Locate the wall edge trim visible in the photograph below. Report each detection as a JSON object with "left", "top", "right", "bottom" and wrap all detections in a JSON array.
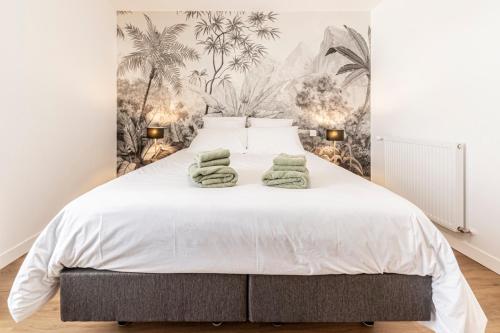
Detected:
[
  {"left": 444, "top": 233, "right": 500, "bottom": 275},
  {"left": 0, "top": 233, "right": 39, "bottom": 270}
]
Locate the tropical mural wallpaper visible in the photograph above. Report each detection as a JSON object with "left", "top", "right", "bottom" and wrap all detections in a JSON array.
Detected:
[{"left": 117, "top": 11, "right": 371, "bottom": 177}]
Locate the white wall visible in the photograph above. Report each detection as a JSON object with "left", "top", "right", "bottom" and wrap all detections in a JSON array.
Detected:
[
  {"left": 371, "top": 0, "right": 500, "bottom": 273},
  {"left": 0, "top": 0, "right": 117, "bottom": 268},
  {"left": 111, "top": 0, "right": 382, "bottom": 11}
]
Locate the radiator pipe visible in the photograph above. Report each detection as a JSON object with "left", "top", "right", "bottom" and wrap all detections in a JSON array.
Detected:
[{"left": 457, "top": 226, "right": 471, "bottom": 233}]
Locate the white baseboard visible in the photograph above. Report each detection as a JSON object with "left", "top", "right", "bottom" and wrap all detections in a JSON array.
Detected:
[
  {"left": 0, "top": 233, "right": 39, "bottom": 270},
  {"left": 443, "top": 233, "right": 500, "bottom": 274}
]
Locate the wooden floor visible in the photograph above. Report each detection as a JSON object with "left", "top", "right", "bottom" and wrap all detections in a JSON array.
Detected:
[{"left": 1, "top": 252, "right": 499, "bottom": 333}]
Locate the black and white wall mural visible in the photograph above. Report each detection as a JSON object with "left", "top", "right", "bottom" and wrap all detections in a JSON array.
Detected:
[{"left": 117, "top": 11, "right": 371, "bottom": 177}]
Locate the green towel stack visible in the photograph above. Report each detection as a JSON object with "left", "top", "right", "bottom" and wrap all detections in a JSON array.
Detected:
[
  {"left": 262, "top": 153, "right": 310, "bottom": 189},
  {"left": 189, "top": 148, "right": 238, "bottom": 188}
]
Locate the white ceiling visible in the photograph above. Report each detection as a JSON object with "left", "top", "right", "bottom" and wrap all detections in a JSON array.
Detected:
[{"left": 111, "top": 0, "right": 383, "bottom": 11}]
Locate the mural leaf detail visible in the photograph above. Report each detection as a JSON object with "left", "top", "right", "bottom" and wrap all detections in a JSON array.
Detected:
[
  {"left": 184, "top": 11, "right": 281, "bottom": 114},
  {"left": 119, "top": 14, "right": 199, "bottom": 122},
  {"left": 337, "top": 63, "right": 365, "bottom": 75},
  {"left": 116, "top": 12, "right": 371, "bottom": 177},
  {"left": 342, "top": 68, "right": 369, "bottom": 88},
  {"left": 333, "top": 46, "right": 366, "bottom": 67},
  {"left": 343, "top": 25, "right": 370, "bottom": 63}
]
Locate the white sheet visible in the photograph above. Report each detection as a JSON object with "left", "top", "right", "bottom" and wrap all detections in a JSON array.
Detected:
[{"left": 8, "top": 150, "right": 486, "bottom": 332}]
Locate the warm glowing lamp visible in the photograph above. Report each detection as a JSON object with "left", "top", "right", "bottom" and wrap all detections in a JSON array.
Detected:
[
  {"left": 326, "top": 129, "right": 345, "bottom": 142},
  {"left": 146, "top": 127, "right": 165, "bottom": 139},
  {"left": 146, "top": 127, "right": 165, "bottom": 158},
  {"left": 326, "top": 129, "right": 345, "bottom": 158}
]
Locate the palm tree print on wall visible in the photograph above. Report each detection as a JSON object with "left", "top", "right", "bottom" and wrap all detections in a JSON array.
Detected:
[
  {"left": 312, "top": 25, "right": 371, "bottom": 177},
  {"left": 326, "top": 25, "right": 370, "bottom": 112},
  {"left": 119, "top": 14, "right": 199, "bottom": 123},
  {"left": 116, "top": 11, "right": 132, "bottom": 39},
  {"left": 183, "top": 11, "right": 280, "bottom": 115},
  {"left": 117, "top": 12, "right": 371, "bottom": 177},
  {"left": 117, "top": 14, "right": 199, "bottom": 174}
]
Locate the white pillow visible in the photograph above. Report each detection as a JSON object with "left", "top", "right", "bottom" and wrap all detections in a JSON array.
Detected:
[
  {"left": 247, "top": 126, "right": 305, "bottom": 155},
  {"left": 188, "top": 128, "right": 247, "bottom": 153},
  {"left": 203, "top": 116, "right": 246, "bottom": 129},
  {"left": 249, "top": 118, "right": 294, "bottom": 127}
]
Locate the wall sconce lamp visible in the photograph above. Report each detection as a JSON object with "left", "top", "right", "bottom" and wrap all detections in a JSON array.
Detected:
[
  {"left": 326, "top": 129, "right": 345, "bottom": 142},
  {"left": 146, "top": 127, "right": 165, "bottom": 157},
  {"left": 326, "top": 129, "right": 345, "bottom": 156},
  {"left": 147, "top": 127, "right": 165, "bottom": 139}
]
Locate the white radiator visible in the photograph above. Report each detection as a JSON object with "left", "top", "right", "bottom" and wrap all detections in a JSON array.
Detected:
[{"left": 383, "top": 137, "right": 466, "bottom": 232}]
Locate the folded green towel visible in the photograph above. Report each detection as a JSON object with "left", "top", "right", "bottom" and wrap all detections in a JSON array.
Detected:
[
  {"left": 196, "top": 148, "right": 230, "bottom": 163},
  {"left": 198, "top": 157, "right": 230, "bottom": 168},
  {"left": 262, "top": 168, "right": 310, "bottom": 189},
  {"left": 272, "top": 165, "right": 308, "bottom": 173},
  {"left": 273, "top": 153, "right": 306, "bottom": 167},
  {"left": 189, "top": 163, "right": 238, "bottom": 188}
]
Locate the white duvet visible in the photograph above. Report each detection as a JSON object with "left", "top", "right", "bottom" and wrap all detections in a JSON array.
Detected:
[{"left": 9, "top": 150, "right": 486, "bottom": 332}]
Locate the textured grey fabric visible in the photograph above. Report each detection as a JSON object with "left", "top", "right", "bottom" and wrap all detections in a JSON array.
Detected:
[
  {"left": 60, "top": 269, "right": 247, "bottom": 322},
  {"left": 248, "top": 274, "right": 432, "bottom": 322},
  {"left": 60, "top": 269, "right": 432, "bottom": 323}
]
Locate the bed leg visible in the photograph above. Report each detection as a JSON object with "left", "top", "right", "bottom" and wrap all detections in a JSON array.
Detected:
[
  {"left": 212, "top": 322, "right": 223, "bottom": 327},
  {"left": 117, "top": 321, "right": 130, "bottom": 326},
  {"left": 361, "top": 321, "right": 374, "bottom": 327}
]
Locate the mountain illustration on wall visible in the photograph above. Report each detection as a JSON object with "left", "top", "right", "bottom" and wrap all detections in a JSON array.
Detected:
[{"left": 117, "top": 11, "right": 371, "bottom": 177}]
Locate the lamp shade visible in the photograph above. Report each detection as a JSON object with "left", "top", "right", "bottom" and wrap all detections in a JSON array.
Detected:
[
  {"left": 326, "top": 129, "right": 345, "bottom": 141},
  {"left": 146, "top": 127, "right": 164, "bottom": 139}
]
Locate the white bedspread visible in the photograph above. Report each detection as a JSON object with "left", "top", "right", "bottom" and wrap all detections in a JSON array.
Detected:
[{"left": 8, "top": 150, "right": 486, "bottom": 332}]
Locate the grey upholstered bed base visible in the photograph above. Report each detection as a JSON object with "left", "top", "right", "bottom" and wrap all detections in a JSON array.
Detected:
[{"left": 60, "top": 268, "right": 432, "bottom": 323}]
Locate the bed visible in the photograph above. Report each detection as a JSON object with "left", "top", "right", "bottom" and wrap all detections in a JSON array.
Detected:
[{"left": 8, "top": 149, "right": 486, "bottom": 332}]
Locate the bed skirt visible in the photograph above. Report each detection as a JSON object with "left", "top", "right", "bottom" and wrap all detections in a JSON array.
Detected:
[{"left": 60, "top": 268, "right": 432, "bottom": 323}]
